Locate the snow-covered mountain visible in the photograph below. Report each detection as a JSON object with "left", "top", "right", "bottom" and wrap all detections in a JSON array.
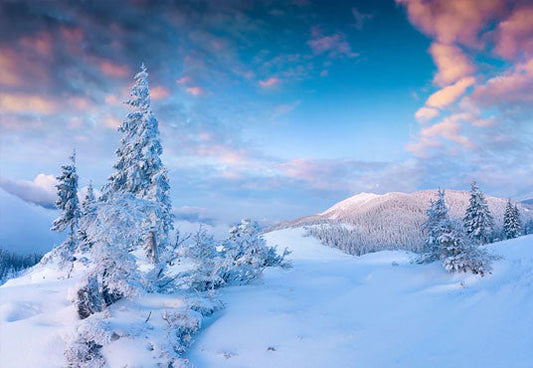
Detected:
[{"left": 271, "top": 190, "right": 533, "bottom": 252}]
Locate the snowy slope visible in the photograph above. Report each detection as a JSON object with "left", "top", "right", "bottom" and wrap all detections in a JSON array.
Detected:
[
  {"left": 272, "top": 189, "right": 533, "bottom": 251},
  {"left": 188, "top": 228, "right": 533, "bottom": 368},
  {"left": 0, "top": 258, "right": 210, "bottom": 368}
]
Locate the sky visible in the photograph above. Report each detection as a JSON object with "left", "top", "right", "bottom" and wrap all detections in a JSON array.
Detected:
[{"left": 1, "top": 0, "right": 532, "bottom": 236}]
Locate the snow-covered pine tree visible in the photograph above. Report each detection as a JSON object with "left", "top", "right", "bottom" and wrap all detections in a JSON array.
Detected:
[
  {"left": 102, "top": 64, "right": 173, "bottom": 261},
  {"left": 514, "top": 204, "right": 523, "bottom": 236},
  {"left": 504, "top": 200, "right": 522, "bottom": 239},
  {"left": 51, "top": 151, "right": 80, "bottom": 239},
  {"left": 463, "top": 180, "right": 494, "bottom": 245},
  {"left": 440, "top": 225, "right": 490, "bottom": 275},
  {"left": 78, "top": 182, "right": 97, "bottom": 253},
  {"left": 420, "top": 189, "right": 451, "bottom": 262}
]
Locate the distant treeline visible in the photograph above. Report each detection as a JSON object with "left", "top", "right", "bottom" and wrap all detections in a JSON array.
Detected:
[{"left": 0, "top": 248, "right": 42, "bottom": 284}]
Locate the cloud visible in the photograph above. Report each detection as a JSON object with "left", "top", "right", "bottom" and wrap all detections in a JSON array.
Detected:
[
  {"left": 396, "top": 0, "right": 505, "bottom": 47},
  {"left": 494, "top": 5, "right": 533, "bottom": 60},
  {"left": 151, "top": 86, "right": 170, "bottom": 100},
  {"left": 414, "top": 77, "right": 476, "bottom": 123},
  {"left": 258, "top": 77, "right": 280, "bottom": 88},
  {"left": 425, "top": 77, "right": 475, "bottom": 108},
  {"left": 351, "top": 7, "right": 373, "bottom": 30},
  {"left": 0, "top": 187, "right": 62, "bottom": 254},
  {"left": 308, "top": 29, "right": 358, "bottom": 59},
  {"left": 0, "top": 174, "right": 57, "bottom": 208},
  {"left": 0, "top": 92, "right": 57, "bottom": 115},
  {"left": 0, "top": 49, "right": 23, "bottom": 87},
  {"left": 185, "top": 86, "right": 205, "bottom": 96},
  {"left": 96, "top": 59, "right": 130, "bottom": 78},
  {"left": 429, "top": 43, "right": 475, "bottom": 87},
  {"left": 176, "top": 76, "right": 191, "bottom": 85},
  {"left": 273, "top": 100, "right": 301, "bottom": 119},
  {"left": 415, "top": 106, "right": 440, "bottom": 122},
  {"left": 408, "top": 113, "right": 474, "bottom": 157},
  {"left": 472, "top": 58, "right": 533, "bottom": 107},
  {"left": 173, "top": 206, "right": 218, "bottom": 226}
]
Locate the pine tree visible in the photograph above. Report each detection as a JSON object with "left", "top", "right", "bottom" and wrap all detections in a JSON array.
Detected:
[
  {"left": 504, "top": 200, "right": 522, "bottom": 239},
  {"left": 440, "top": 226, "right": 489, "bottom": 276},
  {"left": 51, "top": 151, "right": 80, "bottom": 237},
  {"left": 514, "top": 204, "right": 523, "bottom": 236},
  {"left": 78, "top": 182, "right": 97, "bottom": 252},
  {"left": 103, "top": 64, "right": 173, "bottom": 261},
  {"left": 463, "top": 180, "right": 494, "bottom": 244},
  {"left": 420, "top": 189, "right": 452, "bottom": 262}
]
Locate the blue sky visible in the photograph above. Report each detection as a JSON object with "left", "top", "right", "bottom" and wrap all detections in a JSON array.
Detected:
[{"left": 0, "top": 0, "right": 532, "bottom": 233}]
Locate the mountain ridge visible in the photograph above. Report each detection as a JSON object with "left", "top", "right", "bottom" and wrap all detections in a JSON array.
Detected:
[{"left": 268, "top": 189, "right": 533, "bottom": 252}]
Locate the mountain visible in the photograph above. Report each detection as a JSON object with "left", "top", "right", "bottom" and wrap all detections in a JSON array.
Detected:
[{"left": 270, "top": 190, "right": 533, "bottom": 253}]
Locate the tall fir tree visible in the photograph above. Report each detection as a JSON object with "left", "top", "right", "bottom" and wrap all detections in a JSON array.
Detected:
[
  {"left": 503, "top": 200, "right": 522, "bottom": 239},
  {"left": 51, "top": 151, "right": 80, "bottom": 237},
  {"left": 513, "top": 204, "right": 523, "bottom": 236},
  {"left": 103, "top": 64, "right": 173, "bottom": 261},
  {"left": 78, "top": 182, "right": 97, "bottom": 252},
  {"left": 463, "top": 180, "right": 494, "bottom": 244},
  {"left": 421, "top": 189, "right": 452, "bottom": 262}
]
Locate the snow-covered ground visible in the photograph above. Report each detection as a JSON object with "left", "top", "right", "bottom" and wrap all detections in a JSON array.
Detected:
[
  {"left": 0, "top": 258, "right": 203, "bottom": 367},
  {"left": 189, "top": 228, "right": 533, "bottom": 368},
  {"left": 1, "top": 228, "right": 532, "bottom": 367}
]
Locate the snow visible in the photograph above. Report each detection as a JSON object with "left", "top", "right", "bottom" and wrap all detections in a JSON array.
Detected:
[
  {"left": 2, "top": 228, "right": 532, "bottom": 367},
  {"left": 0, "top": 262, "right": 79, "bottom": 367},
  {"left": 188, "top": 228, "right": 533, "bottom": 368}
]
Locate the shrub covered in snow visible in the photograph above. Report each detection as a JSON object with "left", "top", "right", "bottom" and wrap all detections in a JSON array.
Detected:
[{"left": 174, "top": 220, "right": 290, "bottom": 292}]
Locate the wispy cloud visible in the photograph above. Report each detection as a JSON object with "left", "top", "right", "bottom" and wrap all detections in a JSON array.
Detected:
[{"left": 258, "top": 77, "right": 280, "bottom": 88}]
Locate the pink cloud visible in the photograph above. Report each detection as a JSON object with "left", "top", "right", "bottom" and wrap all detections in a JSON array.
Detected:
[
  {"left": 258, "top": 77, "right": 280, "bottom": 88},
  {"left": 186, "top": 86, "right": 205, "bottom": 96},
  {"left": 103, "top": 115, "right": 121, "bottom": 130},
  {"left": 20, "top": 32, "right": 53, "bottom": 58},
  {"left": 151, "top": 86, "right": 170, "bottom": 100},
  {"left": 415, "top": 107, "right": 440, "bottom": 122},
  {"left": 308, "top": 30, "right": 358, "bottom": 58},
  {"left": 97, "top": 59, "right": 130, "bottom": 78},
  {"left": 430, "top": 43, "right": 476, "bottom": 87},
  {"left": 494, "top": 5, "right": 533, "bottom": 60},
  {"left": 408, "top": 113, "right": 475, "bottom": 156},
  {"left": 177, "top": 76, "right": 191, "bottom": 85},
  {"left": 472, "top": 58, "right": 533, "bottom": 106},
  {"left": 0, "top": 92, "right": 57, "bottom": 115},
  {"left": 396, "top": 0, "right": 504, "bottom": 47},
  {"left": 425, "top": 76, "right": 475, "bottom": 108},
  {"left": 0, "top": 47, "right": 50, "bottom": 88},
  {"left": 0, "top": 49, "right": 22, "bottom": 87}
]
